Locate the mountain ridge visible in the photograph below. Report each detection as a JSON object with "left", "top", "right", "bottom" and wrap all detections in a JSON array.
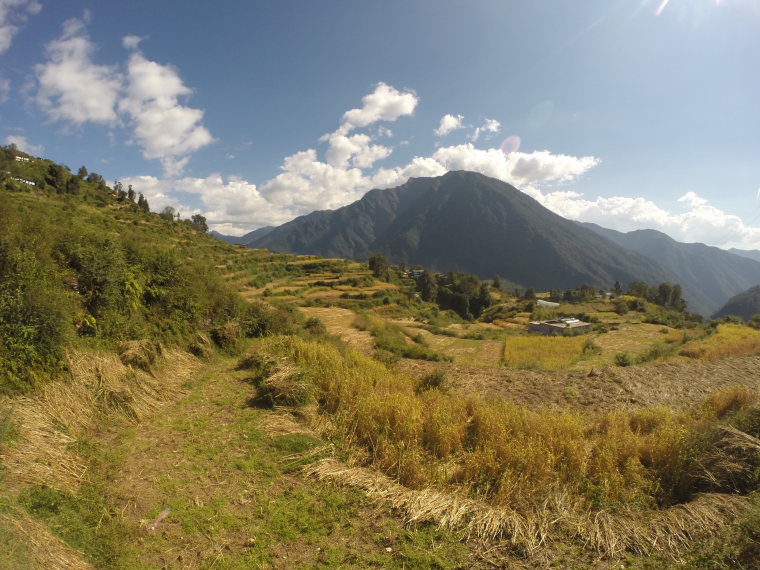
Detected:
[{"left": 247, "top": 170, "right": 672, "bottom": 292}]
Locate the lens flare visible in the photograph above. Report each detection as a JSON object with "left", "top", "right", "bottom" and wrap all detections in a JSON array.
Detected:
[
  {"left": 655, "top": 0, "right": 671, "bottom": 16},
  {"left": 500, "top": 136, "right": 521, "bottom": 155}
]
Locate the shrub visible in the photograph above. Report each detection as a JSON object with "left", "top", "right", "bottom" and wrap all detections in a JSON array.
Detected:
[
  {"left": 416, "top": 369, "right": 447, "bottom": 393},
  {"left": 615, "top": 352, "right": 633, "bottom": 367},
  {"left": 211, "top": 321, "right": 241, "bottom": 350},
  {"left": 705, "top": 386, "right": 757, "bottom": 419}
]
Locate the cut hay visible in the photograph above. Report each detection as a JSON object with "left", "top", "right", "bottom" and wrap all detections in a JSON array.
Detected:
[
  {"left": 0, "top": 348, "right": 199, "bottom": 493},
  {"left": 258, "top": 411, "right": 314, "bottom": 436},
  {"left": 118, "top": 339, "right": 162, "bottom": 372},
  {"left": 0, "top": 511, "right": 94, "bottom": 570},
  {"left": 693, "top": 425, "right": 760, "bottom": 493},
  {"left": 306, "top": 458, "right": 556, "bottom": 553},
  {"left": 305, "top": 459, "right": 748, "bottom": 558},
  {"left": 579, "top": 493, "right": 748, "bottom": 557}
]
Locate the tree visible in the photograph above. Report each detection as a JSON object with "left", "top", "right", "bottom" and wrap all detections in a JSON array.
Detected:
[
  {"left": 77, "top": 166, "right": 88, "bottom": 179},
  {"left": 137, "top": 193, "right": 150, "bottom": 213},
  {"left": 159, "top": 206, "right": 176, "bottom": 221},
  {"left": 523, "top": 287, "right": 536, "bottom": 300},
  {"left": 65, "top": 176, "right": 80, "bottom": 195},
  {"left": 127, "top": 185, "right": 136, "bottom": 202},
  {"left": 417, "top": 270, "right": 437, "bottom": 302},
  {"left": 45, "top": 164, "right": 67, "bottom": 191},
  {"left": 492, "top": 275, "right": 503, "bottom": 291},
  {"left": 612, "top": 281, "right": 623, "bottom": 296},
  {"left": 190, "top": 214, "right": 208, "bottom": 232},
  {"left": 368, "top": 253, "right": 390, "bottom": 280},
  {"left": 656, "top": 282, "right": 673, "bottom": 307}
]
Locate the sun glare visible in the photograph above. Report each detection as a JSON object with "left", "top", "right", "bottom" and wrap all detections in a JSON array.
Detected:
[{"left": 655, "top": 0, "right": 730, "bottom": 16}]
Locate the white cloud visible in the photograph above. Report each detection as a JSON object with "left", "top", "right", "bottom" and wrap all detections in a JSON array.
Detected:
[
  {"left": 31, "top": 19, "right": 212, "bottom": 175},
  {"left": 0, "top": 0, "right": 41, "bottom": 54},
  {"left": 527, "top": 187, "right": 760, "bottom": 249},
  {"left": 323, "top": 132, "right": 391, "bottom": 169},
  {"left": 337, "top": 82, "right": 418, "bottom": 135},
  {"left": 121, "top": 35, "right": 144, "bottom": 49},
  {"left": 435, "top": 114, "right": 464, "bottom": 137},
  {"left": 119, "top": 52, "right": 214, "bottom": 175},
  {"left": 469, "top": 118, "right": 501, "bottom": 141},
  {"left": 33, "top": 14, "right": 122, "bottom": 125},
  {"left": 4, "top": 134, "right": 43, "bottom": 154},
  {"left": 677, "top": 191, "right": 708, "bottom": 208},
  {"left": 430, "top": 144, "right": 600, "bottom": 187}
]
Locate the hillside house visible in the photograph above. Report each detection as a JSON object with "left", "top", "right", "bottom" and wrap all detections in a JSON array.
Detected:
[
  {"left": 529, "top": 318, "right": 590, "bottom": 336},
  {"left": 11, "top": 177, "right": 35, "bottom": 186},
  {"left": 14, "top": 156, "right": 31, "bottom": 163}
]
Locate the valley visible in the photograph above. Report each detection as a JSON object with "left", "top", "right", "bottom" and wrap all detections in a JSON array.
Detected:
[{"left": 3, "top": 153, "right": 760, "bottom": 569}]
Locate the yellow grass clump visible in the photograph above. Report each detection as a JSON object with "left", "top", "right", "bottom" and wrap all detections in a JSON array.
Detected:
[
  {"left": 704, "top": 385, "right": 757, "bottom": 419},
  {"left": 504, "top": 335, "right": 588, "bottom": 370},
  {"left": 679, "top": 323, "right": 760, "bottom": 362}
]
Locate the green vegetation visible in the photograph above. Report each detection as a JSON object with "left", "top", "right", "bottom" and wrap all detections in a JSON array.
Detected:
[{"left": 5, "top": 151, "right": 760, "bottom": 567}]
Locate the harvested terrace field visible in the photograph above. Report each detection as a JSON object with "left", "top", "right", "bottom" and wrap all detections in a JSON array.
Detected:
[{"left": 404, "top": 355, "right": 760, "bottom": 412}]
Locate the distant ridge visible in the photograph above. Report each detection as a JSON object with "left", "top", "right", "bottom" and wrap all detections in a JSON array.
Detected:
[
  {"left": 729, "top": 248, "right": 760, "bottom": 264},
  {"left": 212, "top": 226, "right": 275, "bottom": 245},
  {"left": 247, "top": 171, "right": 671, "bottom": 291},
  {"left": 582, "top": 223, "right": 760, "bottom": 316},
  {"left": 713, "top": 285, "right": 760, "bottom": 321}
]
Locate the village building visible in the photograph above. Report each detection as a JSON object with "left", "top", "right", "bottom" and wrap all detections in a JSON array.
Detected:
[
  {"left": 528, "top": 318, "right": 591, "bottom": 336},
  {"left": 14, "top": 156, "right": 31, "bottom": 163}
]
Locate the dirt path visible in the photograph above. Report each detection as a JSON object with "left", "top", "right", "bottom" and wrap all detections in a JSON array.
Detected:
[
  {"left": 299, "top": 306, "right": 374, "bottom": 352},
  {"left": 105, "top": 353, "right": 471, "bottom": 569}
]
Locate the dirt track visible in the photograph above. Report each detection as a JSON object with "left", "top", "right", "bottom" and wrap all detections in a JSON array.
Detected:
[{"left": 404, "top": 355, "right": 760, "bottom": 412}]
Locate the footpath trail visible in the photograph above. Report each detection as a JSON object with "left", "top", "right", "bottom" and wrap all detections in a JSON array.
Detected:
[{"left": 104, "top": 351, "right": 473, "bottom": 569}]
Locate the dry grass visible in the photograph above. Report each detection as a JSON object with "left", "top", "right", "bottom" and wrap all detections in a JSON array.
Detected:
[
  {"left": 680, "top": 324, "right": 760, "bottom": 362},
  {"left": 245, "top": 337, "right": 760, "bottom": 556},
  {"left": 705, "top": 385, "right": 758, "bottom": 419},
  {"left": 1, "top": 348, "right": 199, "bottom": 492},
  {"left": 504, "top": 335, "right": 587, "bottom": 370},
  {"left": 306, "top": 459, "right": 748, "bottom": 558},
  {"left": 0, "top": 511, "right": 94, "bottom": 570}
]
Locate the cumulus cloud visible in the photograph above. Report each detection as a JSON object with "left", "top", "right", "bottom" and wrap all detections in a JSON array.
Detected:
[
  {"left": 0, "top": 0, "right": 41, "bottom": 54},
  {"left": 4, "top": 134, "right": 43, "bottom": 154},
  {"left": 435, "top": 114, "right": 464, "bottom": 137},
  {"left": 469, "top": 118, "right": 501, "bottom": 141},
  {"left": 34, "top": 14, "right": 122, "bottom": 125},
  {"left": 121, "top": 34, "right": 143, "bottom": 49},
  {"left": 336, "top": 82, "right": 418, "bottom": 135},
  {"left": 119, "top": 51, "right": 214, "bottom": 175},
  {"left": 527, "top": 187, "right": 760, "bottom": 249},
  {"left": 31, "top": 18, "right": 213, "bottom": 175}
]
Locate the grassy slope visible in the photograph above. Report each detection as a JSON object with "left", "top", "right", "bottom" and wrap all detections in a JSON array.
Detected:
[{"left": 3, "top": 154, "right": 760, "bottom": 568}]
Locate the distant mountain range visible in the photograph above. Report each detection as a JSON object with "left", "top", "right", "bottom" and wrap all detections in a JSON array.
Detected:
[
  {"left": 211, "top": 226, "right": 275, "bottom": 245},
  {"left": 580, "top": 224, "right": 760, "bottom": 316},
  {"left": 713, "top": 286, "right": 760, "bottom": 320},
  {"left": 216, "top": 171, "right": 760, "bottom": 316}
]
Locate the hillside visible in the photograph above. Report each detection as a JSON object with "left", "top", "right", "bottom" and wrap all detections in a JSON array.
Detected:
[
  {"left": 248, "top": 171, "right": 671, "bottom": 291},
  {"left": 583, "top": 223, "right": 760, "bottom": 316},
  {"left": 5, "top": 150, "right": 760, "bottom": 569},
  {"left": 713, "top": 285, "right": 760, "bottom": 321},
  {"left": 729, "top": 248, "right": 760, "bottom": 264}
]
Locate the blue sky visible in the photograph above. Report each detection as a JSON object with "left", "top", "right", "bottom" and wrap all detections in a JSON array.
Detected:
[{"left": 2, "top": 0, "right": 760, "bottom": 247}]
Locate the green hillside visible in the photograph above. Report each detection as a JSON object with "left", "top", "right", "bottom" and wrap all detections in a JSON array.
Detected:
[
  {"left": 3, "top": 150, "right": 760, "bottom": 569},
  {"left": 714, "top": 285, "right": 760, "bottom": 322}
]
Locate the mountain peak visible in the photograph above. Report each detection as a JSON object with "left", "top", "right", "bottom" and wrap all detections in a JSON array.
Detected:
[{"left": 247, "top": 171, "right": 668, "bottom": 291}]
